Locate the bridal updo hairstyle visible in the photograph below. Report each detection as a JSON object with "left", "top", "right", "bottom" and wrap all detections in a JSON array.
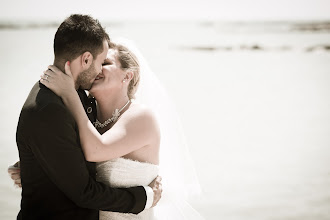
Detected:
[
  {"left": 54, "top": 14, "right": 110, "bottom": 62},
  {"left": 111, "top": 43, "right": 140, "bottom": 100}
]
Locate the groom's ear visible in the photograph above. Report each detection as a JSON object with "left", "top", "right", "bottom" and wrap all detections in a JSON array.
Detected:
[{"left": 80, "top": 52, "right": 93, "bottom": 69}]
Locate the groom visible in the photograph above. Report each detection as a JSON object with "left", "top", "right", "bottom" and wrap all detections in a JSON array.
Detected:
[{"left": 14, "top": 14, "right": 161, "bottom": 219}]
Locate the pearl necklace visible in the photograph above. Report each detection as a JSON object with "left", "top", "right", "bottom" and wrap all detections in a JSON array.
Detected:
[{"left": 93, "top": 100, "right": 131, "bottom": 129}]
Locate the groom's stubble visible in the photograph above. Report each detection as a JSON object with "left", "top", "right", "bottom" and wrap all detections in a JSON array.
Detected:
[{"left": 76, "top": 61, "right": 97, "bottom": 90}]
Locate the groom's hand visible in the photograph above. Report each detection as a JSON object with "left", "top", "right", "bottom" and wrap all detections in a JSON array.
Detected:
[
  {"left": 149, "top": 175, "right": 162, "bottom": 207},
  {"left": 8, "top": 161, "right": 21, "bottom": 188}
]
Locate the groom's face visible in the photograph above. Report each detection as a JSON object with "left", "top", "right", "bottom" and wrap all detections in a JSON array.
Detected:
[{"left": 78, "top": 40, "right": 109, "bottom": 90}]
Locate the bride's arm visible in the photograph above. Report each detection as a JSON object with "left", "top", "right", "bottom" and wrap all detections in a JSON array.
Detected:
[
  {"left": 57, "top": 90, "right": 159, "bottom": 162},
  {"left": 41, "top": 63, "right": 159, "bottom": 162},
  {"left": 82, "top": 104, "right": 159, "bottom": 162}
]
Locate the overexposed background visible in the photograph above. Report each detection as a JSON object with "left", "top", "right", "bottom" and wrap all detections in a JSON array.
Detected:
[
  {"left": 1, "top": 0, "right": 330, "bottom": 21},
  {"left": 1, "top": 0, "right": 330, "bottom": 219}
]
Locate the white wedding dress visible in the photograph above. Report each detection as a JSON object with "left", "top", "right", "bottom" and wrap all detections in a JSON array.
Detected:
[{"left": 96, "top": 158, "right": 204, "bottom": 220}]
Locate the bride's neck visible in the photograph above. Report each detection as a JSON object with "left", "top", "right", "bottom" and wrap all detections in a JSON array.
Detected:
[{"left": 94, "top": 92, "right": 130, "bottom": 123}]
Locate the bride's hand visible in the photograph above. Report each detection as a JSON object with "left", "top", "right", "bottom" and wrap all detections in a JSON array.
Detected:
[
  {"left": 8, "top": 161, "right": 21, "bottom": 188},
  {"left": 40, "top": 61, "right": 76, "bottom": 98}
]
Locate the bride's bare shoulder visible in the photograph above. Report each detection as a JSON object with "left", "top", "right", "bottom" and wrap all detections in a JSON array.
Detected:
[
  {"left": 127, "top": 102, "right": 157, "bottom": 120},
  {"left": 124, "top": 102, "right": 159, "bottom": 129}
]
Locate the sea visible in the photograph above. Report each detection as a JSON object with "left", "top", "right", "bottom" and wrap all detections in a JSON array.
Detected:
[{"left": 0, "top": 20, "right": 329, "bottom": 219}]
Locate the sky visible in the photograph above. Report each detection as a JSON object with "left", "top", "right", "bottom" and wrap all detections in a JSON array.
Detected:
[{"left": 0, "top": 0, "right": 330, "bottom": 21}]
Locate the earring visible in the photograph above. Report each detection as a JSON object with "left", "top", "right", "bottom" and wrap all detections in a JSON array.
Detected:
[{"left": 123, "top": 80, "right": 126, "bottom": 83}]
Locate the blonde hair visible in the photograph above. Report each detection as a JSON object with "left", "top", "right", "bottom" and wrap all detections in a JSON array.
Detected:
[{"left": 111, "top": 43, "right": 140, "bottom": 99}]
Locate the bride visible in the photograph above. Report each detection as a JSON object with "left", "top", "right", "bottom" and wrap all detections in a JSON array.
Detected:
[{"left": 40, "top": 40, "right": 204, "bottom": 220}]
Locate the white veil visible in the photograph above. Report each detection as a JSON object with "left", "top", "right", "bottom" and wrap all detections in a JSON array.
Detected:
[{"left": 113, "top": 38, "right": 204, "bottom": 219}]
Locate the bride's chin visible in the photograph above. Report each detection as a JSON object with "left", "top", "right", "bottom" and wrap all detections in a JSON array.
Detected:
[
  {"left": 89, "top": 84, "right": 106, "bottom": 97},
  {"left": 89, "top": 85, "right": 99, "bottom": 94}
]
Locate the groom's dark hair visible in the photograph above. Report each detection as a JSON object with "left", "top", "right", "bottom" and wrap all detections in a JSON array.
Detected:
[{"left": 54, "top": 14, "right": 110, "bottom": 62}]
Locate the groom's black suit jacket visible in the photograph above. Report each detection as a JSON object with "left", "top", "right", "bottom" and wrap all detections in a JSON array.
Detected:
[{"left": 16, "top": 82, "right": 146, "bottom": 220}]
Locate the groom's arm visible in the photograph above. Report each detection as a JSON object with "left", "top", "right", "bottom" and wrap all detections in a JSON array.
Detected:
[
  {"left": 29, "top": 102, "right": 147, "bottom": 213},
  {"left": 8, "top": 161, "right": 159, "bottom": 209}
]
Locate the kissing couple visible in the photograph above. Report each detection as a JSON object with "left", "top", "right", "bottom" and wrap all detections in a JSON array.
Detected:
[{"left": 9, "top": 14, "right": 204, "bottom": 219}]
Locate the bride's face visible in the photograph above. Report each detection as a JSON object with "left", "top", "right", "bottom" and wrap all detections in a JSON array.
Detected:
[{"left": 90, "top": 49, "right": 126, "bottom": 94}]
